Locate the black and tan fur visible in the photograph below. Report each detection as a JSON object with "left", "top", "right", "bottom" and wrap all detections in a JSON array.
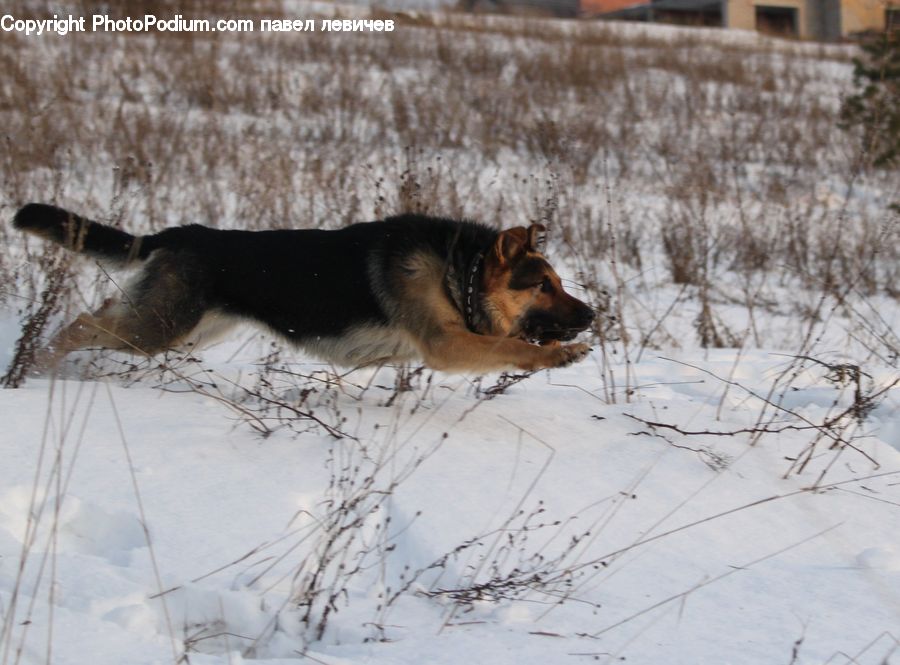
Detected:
[{"left": 13, "top": 203, "right": 595, "bottom": 373}]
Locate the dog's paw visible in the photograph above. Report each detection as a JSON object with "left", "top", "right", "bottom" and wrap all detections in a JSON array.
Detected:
[{"left": 549, "top": 342, "right": 591, "bottom": 368}]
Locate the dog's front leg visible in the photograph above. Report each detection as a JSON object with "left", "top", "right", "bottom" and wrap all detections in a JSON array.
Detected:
[{"left": 421, "top": 329, "right": 590, "bottom": 373}]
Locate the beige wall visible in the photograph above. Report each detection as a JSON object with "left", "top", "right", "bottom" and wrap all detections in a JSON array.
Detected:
[
  {"left": 840, "top": 0, "right": 891, "bottom": 33},
  {"left": 727, "top": 0, "right": 895, "bottom": 38},
  {"left": 726, "top": 0, "right": 756, "bottom": 30},
  {"left": 726, "top": 0, "right": 807, "bottom": 34}
]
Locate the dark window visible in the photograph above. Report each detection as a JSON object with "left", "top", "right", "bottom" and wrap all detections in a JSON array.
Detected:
[
  {"left": 887, "top": 8, "right": 900, "bottom": 32},
  {"left": 755, "top": 5, "right": 798, "bottom": 36}
]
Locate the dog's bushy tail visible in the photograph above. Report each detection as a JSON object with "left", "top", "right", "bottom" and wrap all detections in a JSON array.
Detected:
[{"left": 13, "top": 203, "right": 146, "bottom": 265}]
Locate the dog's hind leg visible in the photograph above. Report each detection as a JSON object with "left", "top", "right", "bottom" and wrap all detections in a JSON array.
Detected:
[
  {"left": 37, "top": 298, "right": 133, "bottom": 369},
  {"left": 38, "top": 251, "right": 210, "bottom": 369}
]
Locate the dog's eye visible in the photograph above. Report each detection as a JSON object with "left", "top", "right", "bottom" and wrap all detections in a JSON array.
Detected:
[{"left": 538, "top": 277, "right": 553, "bottom": 293}]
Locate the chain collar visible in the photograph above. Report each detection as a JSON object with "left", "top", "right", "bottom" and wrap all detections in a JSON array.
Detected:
[{"left": 463, "top": 251, "right": 485, "bottom": 333}]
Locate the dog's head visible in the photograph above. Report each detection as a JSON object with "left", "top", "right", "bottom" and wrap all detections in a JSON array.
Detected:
[{"left": 481, "top": 224, "right": 594, "bottom": 344}]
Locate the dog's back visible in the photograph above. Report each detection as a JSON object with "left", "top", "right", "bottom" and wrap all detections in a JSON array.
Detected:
[{"left": 13, "top": 204, "right": 505, "bottom": 366}]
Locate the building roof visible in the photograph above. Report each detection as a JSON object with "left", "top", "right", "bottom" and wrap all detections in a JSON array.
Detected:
[
  {"left": 597, "top": 0, "right": 720, "bottom": 18},
  {"left": 652, "top": 0, "right": 720, "bottom": 11},
  {"left": 581, "top": 0, "right": 647, "bottom": 14}
]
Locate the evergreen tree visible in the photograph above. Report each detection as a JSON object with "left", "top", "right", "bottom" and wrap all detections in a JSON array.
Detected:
[{"left": 840, "top": 30, "right": 900, "bottom": 168}]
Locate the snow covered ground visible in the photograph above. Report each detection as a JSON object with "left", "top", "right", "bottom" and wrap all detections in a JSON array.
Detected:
[
  {"left": 1, "top": 326, "right": 898, "bottom": 665},
  {"left": 1, "top": 1, "right": 899, "bottom": 664}
]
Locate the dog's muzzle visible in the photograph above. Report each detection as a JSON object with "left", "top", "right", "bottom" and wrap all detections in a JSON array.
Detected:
[{"left": 521, "top": 302, "right": 595, "bottom": 344}]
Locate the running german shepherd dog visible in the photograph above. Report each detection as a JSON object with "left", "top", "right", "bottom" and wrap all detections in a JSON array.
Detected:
[{"left": 13, "top": 203, "right": 594, "bottom": 373}]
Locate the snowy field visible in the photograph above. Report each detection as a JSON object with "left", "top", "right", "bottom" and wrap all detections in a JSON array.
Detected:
[{"left": 1, "top": 1, "right": 899, "bottom": 664}]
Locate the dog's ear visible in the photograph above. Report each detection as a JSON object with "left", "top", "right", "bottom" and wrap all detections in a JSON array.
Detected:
[
  {"left": 494, "top": 224, "right": 544, "bottom": 266},
  {"left": 493, "top": 227, "right": 528, "bottom": 266},
  {"left": 527, "top": 224, "right": 546, "bottom": 251},
  {"left": 492, "top": 224, "right": 547, "bottom": 267}
]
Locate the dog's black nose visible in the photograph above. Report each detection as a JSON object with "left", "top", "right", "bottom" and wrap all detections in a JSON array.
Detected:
[{"left": 577, "top": 304, "right": 595, "bottom": 329}]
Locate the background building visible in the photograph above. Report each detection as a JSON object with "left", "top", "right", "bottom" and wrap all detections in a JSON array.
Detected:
[{"left": 586, "top": 0, "right": 898, "bottom": 39}]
